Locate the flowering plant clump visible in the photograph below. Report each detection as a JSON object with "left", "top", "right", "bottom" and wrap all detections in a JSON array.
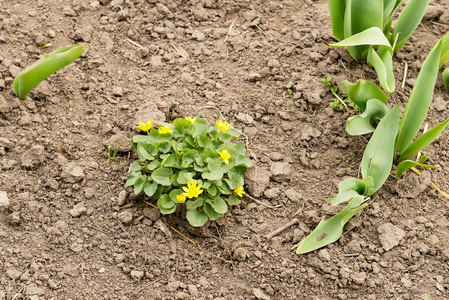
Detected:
[{"left": 125, "top": 117, "right": 252, "bottom": 227}]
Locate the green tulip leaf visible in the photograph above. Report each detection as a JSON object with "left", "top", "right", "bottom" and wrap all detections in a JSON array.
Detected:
[
  {"left": 346, "top": 99, "right": 390, "bottom": 135},
  {"left": 395, "top": 160, "right": 439, "bottom": 178}
]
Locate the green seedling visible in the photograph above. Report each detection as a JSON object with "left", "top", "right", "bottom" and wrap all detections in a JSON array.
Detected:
[
  {"left": 125, "top": 117, "right": 252, "bottom": 227},
  {"left": 13, "top": 43, "right": 89, "bottom": 99},
  {"left": 297, "top": 32, "right": 449, "bottom": 254},
  {"left": 287, "top": 88, "right": 293, "bottom": 95},
  {"left": 106, "top": 140, "right": 122, "bottom": 163},
  {"left": 328, "top": 0, "right": 429, "bottom": 93},
  {"left": 321, "top": 76, "right": 357, "bottom": 111}
]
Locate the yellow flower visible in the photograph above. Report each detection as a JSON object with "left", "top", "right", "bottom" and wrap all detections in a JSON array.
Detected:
[
  {"left": 234, "top": 186, "right": 245, "bottom": 197},
  {"left": 216, "top": 120, "right": 231, "bottom": 132},
  {"left": 135, "top": 120, "right": 153, "bottom": 132},
  {"left": 182, "top": 181, "right": 203, "bottom": 199},
  {"left": 158, "top": 125, "right": 173, "bottom": 134},
  {"left": 176, "top": 194, "right": 186, "bottom": 203},
  {"left": 218, "top": 149, "right": 231, "bottom": 164},
  {"left": 185, "top": 117, "right": 196, "bottom": 125}
]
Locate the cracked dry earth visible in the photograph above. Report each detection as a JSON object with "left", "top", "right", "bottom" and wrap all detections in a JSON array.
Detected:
[{"left": 1, "top": 0, "right": 449, "bottom": 299}]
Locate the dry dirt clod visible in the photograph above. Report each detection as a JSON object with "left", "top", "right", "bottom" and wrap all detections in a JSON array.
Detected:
[
  {"left": 0, "top": 191, "right": 9, "bottom": 207},
  {"left": 69, "top": 203, "right": 87, "bottom": 217},
  {"left": 233, "top": 247, "right": 249, "bottom": 262},
  {"left": 377, "top": 223, "right": 405, "bottom": 251}
]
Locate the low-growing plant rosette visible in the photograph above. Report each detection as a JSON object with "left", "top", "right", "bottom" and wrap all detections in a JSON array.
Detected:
[{"left": 125, "top": 117, "right": 253, "bottom": 227}]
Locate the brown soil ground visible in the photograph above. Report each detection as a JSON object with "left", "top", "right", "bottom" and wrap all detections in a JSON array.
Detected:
[{"left": 1, "top": 0, "right": 449, "bottom": 299}]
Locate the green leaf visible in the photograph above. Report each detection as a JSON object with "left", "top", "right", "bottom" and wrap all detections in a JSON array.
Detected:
[
  {"left": 346, "top": 99, "right": 390, "bottom": 135},
  {"left": 395, "top": 160, "right": 439, "bottom": 178},
  {"left": 226, "top": 194, "right": 242, "bottom": 205},
  {"left": 169, "top": 189, "right": 184, "bottom": 203},
  {"left": 195, "top": 153, "right": 208, "bottom": 167},
  {"left": 342, "top": 79, "right": 388, "bottom": 112},
  {"left": 137, "top": 143, "right": 156, "bottom": 160},
  {"left": 151, "top": 167, "right": 174, "bottom": 186},
  {"left": 391, "top": 0, "right": 429, "bottom": 53},
  {"left": 133, "top": 174, "right": 147, "bottom": 194},
  {"left": 186, "top": 197, "right": 204, "bottom": 210},
  {"left": 398, "top": 118, "right": 449, "bottom": 162},
  {"left": 396, "top": 40, "right": 442, "bottom": 154},
  {"left": 224, "top": 171, "right": 244, "bottom": 190},
  {"left": 419, "top": 152, "right": 430, "bottom": 164},
  {"left": 202, "top": 161, "right": 224, "bottom": 181},
  {"left": 208, "top": 196, "right": 228, "bottom": 214},
  {"left": 152, "top": 184, "right": 163, "bottom": 199},
  {"left": 157, "top": 141, "right": 171, "bottom": 153},
  {"left": 131, "top": 160, "right": 143, "bottom": 172},
  {"left": 331, "top": 27, "right": 392, "bottom": 49},
  {"left": 13, "top": 44, "right": 88, "bottom": 100},
  {"left": 144, "top": 160, "right": 159, "bottom": 171},
  {"left": 327, "top": 177, "right": 374, "bottom": 206},
  {"left": 439, "top": 32, "right": 449, "bottom": 68},
  {"left": 197, "top": 135, "right": 214, "bottom": 149},
  {"left": 162, "top": 154, "right": 181, "bottom": 168},
  {"left": 328, "top": 0, "right": 346, "bottom": 40},
  {"left": 158, "top": 199, "right": 177, "bottom": 215},
  {"left": 182, "top": 150, "right": 198, "bottom": 168},
  {"left": 156, "top": 133, "right": 172, "bottom": 143},
  {"left": 158, "top": 194, "right": 177, "bottom": 209},
  {"left": 144, "top": 181, "right": 159, "bottom": 197},
  {"left": 235, "top": 155, "right": 253, "bottom": 168},
  {"left": 177, "top": 170, "right": 194, "bottom": 184},
  {"left": 132, "top": 134, "right": 156, "bottom": 144},
  {"left": 204, "top": 201, "right": 222, "bottom": 221},
  {"left": 219, "top": 132, "right": 232, "bottom": 143},
  {"left": 443, "top": 68, "right": 449, "bottom": 93},
  {"left": 349, "top": 0, "right": 383, "bottom": 35},
  {"left": 125, "top": 171, "right": 141, "bottom": 187},
  {"left": 367, "top": 45, "right": 395, "bottom": 93},
  {"left": 186, "top": 208, "right": 208, "bottom": 227},
  {"left": 226, "top": 128, "right": 241, "bottom": 139},
  {"left": 203, "top": 148, "right": 220, "bottom": 159},
  {"left": 207, "top": 185, "right": 218, "bottom": 197},
  {"left": 192, "top": 118, "right": 210, "bottom": 137},
  {"left": 296, "top": 195, "right": 367, "bottom": 254},
  {"left": 361, "top": 104, "right": 400, "bottom": 192}
]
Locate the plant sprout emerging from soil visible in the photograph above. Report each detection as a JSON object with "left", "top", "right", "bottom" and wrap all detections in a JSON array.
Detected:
[
  {"left": 13, "top": 43, "right": 89, "bottom": 99},
  {"left": 125, "top": 117, "right": 252, "bottom": 227},
  {"left": 321, "top": 76, "right": 357, "bottom": 111}
]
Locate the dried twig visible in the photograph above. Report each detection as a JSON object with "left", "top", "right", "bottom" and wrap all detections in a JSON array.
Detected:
[
  {"left": 170, "top": 40, "right": 191, "bottom": 62},
  {"left": 401, "top": 62, "right": 408, "bottom": 89},
  {"left": 411, "top": 167, "right": 449, "bottom": 199},
  {"left": 224, "top": 19, "right": 236, "bottom": 42},
  {"left": 126, "top": 38, "right": 143, "bottom": 48},
  {"left": 265, "top": 218, "right": 299, "bottom": 240},
  {"left": 244, "top": 193, "right": 282, "bottom": 209},
  {"left": 254, "top": 24, "right": 268, "bottom": 37}
]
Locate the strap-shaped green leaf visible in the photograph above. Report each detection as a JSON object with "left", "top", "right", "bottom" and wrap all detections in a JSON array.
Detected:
[
  {"left": 342, "top": 79, "right": 388, "bottom": 112},
  {"left": 395, "top": 160, "right": 439, "bottom": 178},
  {"left": 350, "top": 0, "right": 383, "bottom": 35},
  {"left": 396, "top": 41, "right": 442, "bottom": 154},
  {"left": 361, "top": 104, "right": 400, "bottom": 192},
  {"left": 331, "top": 27, "right": 392, "bottom": 49},
  {"left": 367, "top": 46, "right": 395, "bottom": 93},
  {"left": 391, "top": 0, "right": 429, "bottom": 53},
  {"left": 296, "top": 195, "right": 367, "bottom": 254},
  {"left": 443, "top": 68, "right": 449, "bottom": 93},
  {"left": 439, "top": 32, "right": 449, "bottom": 68},
  {"left": 346, "top": 99, "right": 390, "bottom": 135},
  {"left": 328, "top": 0, "right": 346, "bottom": 40},
  {"left": 398, "top": 118, "right": 449, "bottom": 162},
  {"left": 327, "top": 177, "right": 374, "bottom": 206},
  {"left": 383, "top": 0, "right": 402, "bottom": 25},
  {"left": 13, "top": 44, "right": 89, "bottom": 100}
]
